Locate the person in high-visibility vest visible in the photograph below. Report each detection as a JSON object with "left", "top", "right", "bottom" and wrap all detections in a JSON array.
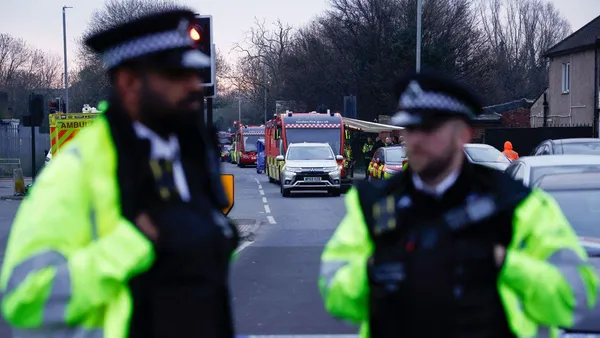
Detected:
[
  {"left": 344, "top": 143, "right": 354, "bottom": 178},
  {"left": 319, "top": 71, "right": 597, "bottom": 338},
  {"left": 502, "top": 141, "right": 519, "bottom": 160},
  {"left": 0, "top": 9, "right": 239, "bottom": 338},
  {"left": 362, "top": 137, "right": 375, "bottom": 179}
]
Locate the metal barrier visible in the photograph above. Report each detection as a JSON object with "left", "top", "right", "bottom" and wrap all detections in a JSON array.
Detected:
[{"left": 0, "top": 158, "right": 21, "bottom": 178}]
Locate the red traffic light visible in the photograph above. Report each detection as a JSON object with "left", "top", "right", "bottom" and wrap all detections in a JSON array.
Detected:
[
  {"left": 190, "top": 27, "right": 201, "bottom": 41},
  {"left": 49, "top": 100, "right": 59, "bottom": 108}
]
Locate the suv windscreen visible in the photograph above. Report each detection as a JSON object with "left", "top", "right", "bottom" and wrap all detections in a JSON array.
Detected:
[{"left": 287, "top": 146, "right": 334, "bottom": 161}]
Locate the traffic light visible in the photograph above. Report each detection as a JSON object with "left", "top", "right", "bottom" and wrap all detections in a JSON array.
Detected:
[
  {"left": 24, "top": 93, "right": 44, "bottom": 127},
  {"left": 191, "top": 15, "right": 213, "bottom": 86}
]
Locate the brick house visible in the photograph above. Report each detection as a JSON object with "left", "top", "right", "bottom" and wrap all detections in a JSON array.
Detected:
[
  {"left": 471, "top": 99, "right": 534, "bottom": 142},
  {"left": 534, "top": 15, "right": 600, "bottom": 129}
]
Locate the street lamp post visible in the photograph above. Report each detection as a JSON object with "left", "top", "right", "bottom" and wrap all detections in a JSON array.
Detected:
[
  {"left": 62, "top": 6, "right": 73, "bottom": 113},
  {"left": 416, "top": 0, "right": 422, "bottom": 73}
]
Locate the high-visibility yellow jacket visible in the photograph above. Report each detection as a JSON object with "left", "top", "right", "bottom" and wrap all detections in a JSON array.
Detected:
[
  {"left": 0, "top": 116, "right": 155, "bottom": 337},
  {"left": 319, "top": 183, "right": 598, "bottom": 337}
]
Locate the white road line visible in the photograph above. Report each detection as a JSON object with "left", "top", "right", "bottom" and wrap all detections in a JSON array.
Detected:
[
  {"left": 264, "top": 204, "right": 271, "bottom": 213},
  {"left": 254, "top": 178, "right": 259, "bottom": 183},
  {"left": 259, "top": 190, "right": 264, "bottom": 195},
  {"left": 234, "top": 241, "right": 254, "bottom": 255},
  {"left": 258, "top": 185, "right": 262, "bottom": 189},
  {"left": 262, "top": 197, "right": 268, "bottom": 203},
  {"left": 267, "top": 216, "right": 276, "bottom": 224}
]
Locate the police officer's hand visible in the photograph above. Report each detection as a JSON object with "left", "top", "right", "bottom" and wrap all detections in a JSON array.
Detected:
[
  {"left": 135, "top": 212, "right": 159, "bottom": 243},
  {"left": 494, "top": 245, "right": 506, "bottom": 267}
]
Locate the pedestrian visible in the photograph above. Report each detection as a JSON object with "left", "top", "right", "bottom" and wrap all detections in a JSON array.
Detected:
[
  {"left": 319, "top": 71, "right": 597, "bottom": 338},
  {"left": 502, "top": 140, "right": 519, "bottom": 160},
  {"left": 392, "top": 136, "right": 399, "bottom": 145},
  {"left": 362, "top": 137, "right": 375, "bottom": 179},
  {"left": 0, "top": 9, "right": 239, "bottom": 338},
  {"left": 384, "top": 136, "right": 392, "bottom": 146}
]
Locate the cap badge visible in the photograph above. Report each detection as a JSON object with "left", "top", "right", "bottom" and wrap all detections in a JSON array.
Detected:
[{"left": 399, "top": 80, "right": 424, "bottom": 107}]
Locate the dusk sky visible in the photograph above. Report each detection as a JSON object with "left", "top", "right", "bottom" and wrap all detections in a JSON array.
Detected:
[{"left": 2, "top": 0, "right": 599, "bottom": 66}]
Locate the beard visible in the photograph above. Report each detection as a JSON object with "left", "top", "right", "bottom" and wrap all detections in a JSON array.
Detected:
[
  {"left": 412, "top": 141, "right": 458, "bottom": 181},
  {"left": 139, "top": 84, "right": 202, "bottom": 137}
]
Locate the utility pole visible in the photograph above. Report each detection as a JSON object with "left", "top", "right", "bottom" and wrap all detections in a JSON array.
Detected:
[
  {"left": 416, "top": 0, "right": 422, "bottom": 73},
  {"left": 62, "top": 6, "right": 73, "bottom": 113},
  {"left": 263, "top": 60, "right": 267, "bottom": 124},
  {"left": 238, "top": 97, "right": 242, "bottom": 124}
]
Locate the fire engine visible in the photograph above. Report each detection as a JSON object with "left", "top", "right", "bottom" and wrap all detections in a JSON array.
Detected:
[
  {"left": 264, "top": 110, "right": 347, "bottom": 184},
  {"left": 234, "top": 125, "right": 265, "bottom": 167}
]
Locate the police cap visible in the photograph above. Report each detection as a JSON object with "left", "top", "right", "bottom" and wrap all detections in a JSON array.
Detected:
[
  {"left": 84, "top": 9, "right": 210, "bottom": 71},
  {"left": 391, "top": 71, "right": 483, "bottom": 128}
]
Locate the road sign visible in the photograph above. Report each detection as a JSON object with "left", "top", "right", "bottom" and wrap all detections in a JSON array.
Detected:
[{"left": 221, "top": 174, "right": 234, "bottom": 215}]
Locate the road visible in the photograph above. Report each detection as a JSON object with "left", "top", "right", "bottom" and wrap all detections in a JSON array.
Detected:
[
  {"left": 225, "top": 163, "right": 358, "bottom": 337},
  {"left": 0, "top": 164, "right": 358, "bottom": 337}
]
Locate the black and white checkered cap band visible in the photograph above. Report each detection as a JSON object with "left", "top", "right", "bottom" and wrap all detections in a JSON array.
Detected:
[
  {"left": 101, "top": 30, "right": 193, "bottom": 69},
  {"left": 398, "top": 91, "right": 472, "bottom": 115},
  {"left": 391, "top": 82, "right": 473, "bottom": 125}
]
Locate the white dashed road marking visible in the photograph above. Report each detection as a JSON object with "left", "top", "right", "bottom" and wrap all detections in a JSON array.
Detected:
[{"left": 256, "top": 176, "right": 275, "bottom": 224}]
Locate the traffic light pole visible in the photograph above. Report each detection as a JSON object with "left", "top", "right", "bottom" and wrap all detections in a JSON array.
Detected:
[
  {"left": 30, "top": 125, "right": 36, "bottom": 180},
  {"left": 206, "top": 97, "right": 213, "bottom": 127},
  {"left": 62, "top": 6, "right": 73, "bottom": 113}
]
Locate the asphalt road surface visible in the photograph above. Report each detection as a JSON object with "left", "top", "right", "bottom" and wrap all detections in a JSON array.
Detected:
[
  {"left": 0, "top": 163, "right": 359, "bottom": 338},
  {"left": 225, "top": 163, "right": 359, "bottom": 338}
]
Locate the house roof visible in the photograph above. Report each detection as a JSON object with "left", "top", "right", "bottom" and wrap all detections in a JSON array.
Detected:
[
  {"left": 543, "top": 15, "right": 600, "bottom": 57},
  {"left": 482, "top": 98, "right": 534, "bottom": 114}
]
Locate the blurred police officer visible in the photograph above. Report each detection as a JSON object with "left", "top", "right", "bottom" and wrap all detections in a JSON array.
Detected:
[
  {"left": 319, "top": 71, "right": 597, "bottom": 338},
  {"left": 0, "top": 9, "right": 239, "bottom": 338}
]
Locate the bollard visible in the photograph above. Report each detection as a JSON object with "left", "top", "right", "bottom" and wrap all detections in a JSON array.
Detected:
[{"left": 13, "top": 168, "right": 25, "bottom": 195}]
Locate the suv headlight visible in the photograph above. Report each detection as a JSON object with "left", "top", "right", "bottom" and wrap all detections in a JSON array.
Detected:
[
  {"left": 285, "top": 166, "right": 302, "bottom": 173},
  {"left": 324, "top": 166, "right": 338, "bottom": 172}
]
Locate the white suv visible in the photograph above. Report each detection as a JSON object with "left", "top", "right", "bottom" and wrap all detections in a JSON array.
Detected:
[{"left": 276, "top": 142, "right": 343, "bottom": 197}]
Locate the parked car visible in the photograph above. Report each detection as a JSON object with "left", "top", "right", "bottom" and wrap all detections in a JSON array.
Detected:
[
  {"left": 533, "top": 171, "right": 600, "bottom": 336},
  {"left": 463, "top": 143, "right": 511, "bottom": 171},
  {"left": 367, "top": 146, "right": 407, "bottom": 180},
  {"left": 531, "top": 138, "right": 600, "bottom": 156},
  {"left": 276, "top": 142, "right": 343, "bottom": 197},
  {"left": 504, "top": 155, "right": 600, "bottom": 186}
]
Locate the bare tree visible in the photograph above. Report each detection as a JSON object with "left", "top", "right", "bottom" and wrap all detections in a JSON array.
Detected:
[
  {"left": 229, "top": 18, "right": 295, "bottom": 123},
  {"left": 479, "top": 0, "right": 570, "bottom": 102},
  {"left": 0, "top": 34, "right": 62, "bottom": 118}
]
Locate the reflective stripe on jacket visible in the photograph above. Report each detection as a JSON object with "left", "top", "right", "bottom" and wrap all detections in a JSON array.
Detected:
[
  {"left": 0, "top": 116, "right": 155, "bottom": 337},
  {"left": 319, "top": 187, "right": 598, "bottom": 337}
]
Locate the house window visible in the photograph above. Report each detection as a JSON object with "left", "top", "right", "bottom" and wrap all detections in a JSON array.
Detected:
[{"left": 561, "top": 62, "right": 570, "bottom": 93}]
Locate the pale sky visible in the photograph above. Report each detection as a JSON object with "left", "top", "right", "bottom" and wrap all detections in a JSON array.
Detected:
[{"left": 1, "top": 0, "right": 600, "bottom": 66}]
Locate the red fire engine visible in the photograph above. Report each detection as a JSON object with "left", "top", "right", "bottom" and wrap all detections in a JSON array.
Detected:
[
  {"left": 264, "top": 111, "right": 348, "bottom": 184},
  {"left": 234, "top": 125, "right": 265, "bottom": 167}
]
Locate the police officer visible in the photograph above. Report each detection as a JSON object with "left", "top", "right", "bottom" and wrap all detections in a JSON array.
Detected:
[
  {"left": 362, "top": 137, "right": 375, "bottom": 179},
  {"left": 0, "top": 9, "right": 239, "bottom": 338},
  {"left": 319, "top": 71, "right": 597, "bottom": 338}
]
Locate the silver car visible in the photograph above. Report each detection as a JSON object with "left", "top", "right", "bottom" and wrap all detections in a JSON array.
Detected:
[
  {"left": 276, "top": 142, "right": 343, "bottom": 197},
  {"left": 463, "top": 143, "right": 510, "bottom": 171},
  {"left": 534, "top": 171, "right": 600, "bottom": 336},
  {"left": 505, "top": 154, "right": 600, "bottom": 186}
]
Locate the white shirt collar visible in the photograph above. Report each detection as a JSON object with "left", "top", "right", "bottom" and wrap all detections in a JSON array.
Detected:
[
  {"left": 132, "top": 122, "right": 179, "bottom": 159},
  {"left": 411, "top": 170, "right": 460, "bottom": 197}
]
